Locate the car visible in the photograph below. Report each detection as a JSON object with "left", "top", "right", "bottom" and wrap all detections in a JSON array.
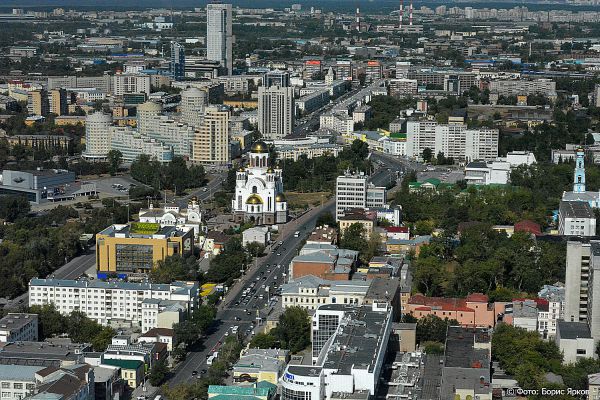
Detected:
[
  {"left": 243, "top": 309, "right": 248, "bottom": 313},
  {"left": 192, "top": 370, "right": 198, "bottom": 376},
  {"left": 246, "top": 311, "right": 252, "bottom": 315},
  {"left": 234, "top": 301, "right": 240, "bottom": 306},
  {"left": 234, "top": 316, "right": 241, "bottom": 321},
  {"left": 266, "top": 269, "right": 271, "bottom": 273},
  {"left": 277, "top": 253, "right": 281, "bottom": 256},
  {"left": 255, "top": 277, "right": 260, "bottom": 281},
  {"left": 262, "top": 277, "right": 267, "bottom": 280},
  {"left": 201, "top": 369, "right": 207, "bottom": 374}
]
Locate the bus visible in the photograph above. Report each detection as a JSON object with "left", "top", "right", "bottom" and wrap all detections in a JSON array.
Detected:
[{"left": 207, "top": 355, "right": 215, "bottom": 365}]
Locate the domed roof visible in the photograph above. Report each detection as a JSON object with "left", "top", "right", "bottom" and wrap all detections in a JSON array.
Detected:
[
  {"left": 86, "top": 112, "right": 112, "bottom": 123},
  {"left": 181, "top": 87, "right": 205, "bottom": 97},
  {"left": 246, "top": 194, "right": 263, "bottom": 205},
  {"left": 238, "top": 166, "right": 246, "bottom": 172},
  {"left": 137, "top": 101, "right": 162, "bottom": 112},
  {"left": 251, "top": 141, "right": 269, "bottom": 153},
  {"left": 275, "top": 192, "right": 286, "bottom": 202},
  {"left": 267, "top": 167, "right": 274, "bottom": 173}
]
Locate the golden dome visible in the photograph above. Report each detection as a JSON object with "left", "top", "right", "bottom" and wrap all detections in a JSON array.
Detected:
[
  {"left": 267, "top": 167, "right": 274, "bottom": 173},
  {"left": 251, "top": 141, "right": 269, "bottom": 153},
  {"left": 238, "top": 166, "right": 245, "bottom": 172},
  {"left": 246, "top": 194, "right": 263, "bottom": 205},
  {"left": 275, "top": 192, "right": 286, "bottom": 202}
]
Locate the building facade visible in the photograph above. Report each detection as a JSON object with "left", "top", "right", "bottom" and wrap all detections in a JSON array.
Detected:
[
  {"left": 258, "top": 86, "right": 294, "bottom": 139},
  {"left": 191, "top": 106, "right": 230, "bottom": 165},
  {"left": 206, "top": 3, "right": 233, "bottom": 74}
]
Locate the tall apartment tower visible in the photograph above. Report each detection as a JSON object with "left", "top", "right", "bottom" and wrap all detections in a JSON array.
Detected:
[
  {"left": 206, "top": 3, "right": 233, "bottom": 75},
  {"left": 49, "top": 88, "right": 67, "bottom": 115},
  {"left": 257, "top": 86, "right": 294, "bottom": 140},
  {"left": 27, "top": 90, "right": 49, "bottom": 116},
  {"left": 192, "top": 106, "right": 230, "bottom": 165},
  {"left": 136, "top": 101, "right": 163, "bottom": 136},
  {"left": 83, "top": 112, "right": 113, "bottom": 160},
  {"left": 170, "top": 41, "right": 185, "bottom": 81},
  {"left": 264, "top": 70, "right": 290, "bottom": 88},
  {"left": 180, "top": 87, "right": 207, "bottom": 128}
]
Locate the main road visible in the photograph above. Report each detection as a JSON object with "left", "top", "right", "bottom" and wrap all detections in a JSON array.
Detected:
[{"left": 167, "top": 166, "right": 396, "bottom": 385}]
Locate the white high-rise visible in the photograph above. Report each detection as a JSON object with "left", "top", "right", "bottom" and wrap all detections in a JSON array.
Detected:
[
  {"left": 180, "top": 87, "right": 207, "bottom": 128},
  {"left": 83, "top": 112, "right": 113, "bottom": 160},
  {"left": 137, "top": 101, "right": 163, "bottom": 136},
  {"left": 206, "top": 3, "right": 233, "bottom": 75},
  {"left": 258, "top": 86, "right": 295, "bottom": 139}
]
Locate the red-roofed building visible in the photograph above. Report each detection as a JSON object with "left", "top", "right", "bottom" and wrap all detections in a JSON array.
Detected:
[
  {"left": 514, "top": 220, "right": 542, "bottom": 236},
  {"left": 406, "top": 293, "right": 501, "bottom": 328},
  {"left": 385, "top": 226, "right": 410, "bottom": 240}
]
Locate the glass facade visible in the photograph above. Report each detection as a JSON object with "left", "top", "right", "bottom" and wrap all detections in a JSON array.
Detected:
[
  {"left": 115, "top": 244, "right": 153, "bottom": 272},
  {"left": 282, "top": 387, "right": 312, "bottom": 400},
  {"left": 312, "top": 313, "right": 340, "bottom": 359}
]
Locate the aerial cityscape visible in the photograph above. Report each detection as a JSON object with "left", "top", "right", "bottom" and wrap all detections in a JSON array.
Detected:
[{"left": 0, "top": 0, "right": 599, "bottom": 399}]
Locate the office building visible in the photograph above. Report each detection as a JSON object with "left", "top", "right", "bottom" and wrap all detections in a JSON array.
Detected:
[
  {"left": 0, "top": 340, "right": 88, "bottom": 368},
  {"left": 258, "top": 86, "right": 294, "bottom": 139},
  {"left": 304, "top": 60, "right": 322, "bottom": 79},
  {"left": 268, "top": 136, "right": 343, "bottom": 161},
  {"left": 559, "top": 201, "right": 596, "bottom": 237},
  {"left": 139, "top": 114, "right": 196, "bottom": 158},
  {"left": 191, "top": 106, "right": 230, "bottom": 165},
  {"left": 83, "top": 111, "right": 113, "bottom": 160},
  {"left": 95, "top": 223, "right": 195, "bottom": 276},
  {"left": 296, "top": 89, "right": 329, "bottom": 115},
  {"left": 264, "top": 70, "right": 290, "bottom": 88},
  {"left": 281, "top": 304, "right": 392, "bottom": 399},
  {"left": 109, "top": 126, "right": 173, "bottom": 163},
  {"left": 206, "top": 2, "right": 233, "bottom": 75},
  {"left": 232, "top": 141, "right": 288, "bottom": 225},
  {"left": 0, "top": 168, "right": 94, "bottom": 204},
  {"left": 180, "top": 87, "right": 207, "bottom": 128},
  {"left": 289, "top": 243, "right": 358, "bottom": 281},
  {"left": 464, "top": 161, "right": 510, "bottom": 185},
  {"left": 48, "top": 88, "right": 67, "bottom": 115},
  {"left": 335, "top": 171, "right": 387, "bottom": 220},
  {"left": 27, "top": 90, "right": 48, "bottom": 116},
  {"left": 112, "top": 73, "right": 151, "bottom": 97},
  {"left": 365, "top": 60, "right": 383, "bottom": 82},
  {"left": 0, "top": 313, "right": 38, "bottom": 343},
  {"left": 170, "top": 41, "right": 185, "bottom": 81},
  {"left": 29, "top": 278, "right": 198, "bottom": 327},
  {"left": 232, "top": 348, "right": 289, "bottom": 385}
]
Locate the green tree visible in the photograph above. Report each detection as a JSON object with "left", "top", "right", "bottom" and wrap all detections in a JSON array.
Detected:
[
  {"left": 246, "top": 242, "right": 265, "bottom": 257},
  {"left": 250, "top": 333, "right": 277, "bottom": 349},
  {"left": 92, "top": 327, "right": 116, "bottom": 351},
  {"left": 415, "top": 315, "right": 458, "bottom": 343},
  {"left": 272, "top": 306, "right": 311, "bottom": 353},
  {"left": 0, "top": 195, "right": 31, "bottom": 222},
  {"left": 422, "top": 148, "right": 433, "bottom": 163},
  {"left": 148, "top": 360, "right": 169, "bottom": 386},
  {"left": 150, "top": 254, "right": 198, "bottom": 283},
  {"left": 340, "top": 223, "right": 367, "bottom": 256},
  {"left": 107, "top": 149, "right": 122, "bottom": 176}
]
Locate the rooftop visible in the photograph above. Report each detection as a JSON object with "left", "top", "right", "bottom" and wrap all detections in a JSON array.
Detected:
[
  {"left": 560, "top": 200, "right": 595, "bottom": 219},
  {"left": 444, "top": 326, "right": 491, "bottom": 369},
  {"left": 101, "top": 359, "right": 143, "bottom": 370},
  {"left": 0, "top": 313, "right": 37, "bottom": 333},
  {"left": 98, "top": 223, "right": 192, "bottom": 239},
  {"left": 0, "top": 364, "right": 43, "bottom": 381},
  {"left": 557, "top": 321, "right": 592, "bottom": 340}
]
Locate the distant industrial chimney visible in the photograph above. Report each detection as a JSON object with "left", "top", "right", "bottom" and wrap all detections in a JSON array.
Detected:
[
  {"left": 409, "top": 0, "right": 413, "bottom": 26},
  {"left": 399, "top": 0, "right": 404, "bottom": 28}
]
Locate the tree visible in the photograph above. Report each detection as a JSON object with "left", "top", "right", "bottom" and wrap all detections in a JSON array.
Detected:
[
  {"left": 272, "top": 306, "right": 311, "bottom": 353},
  {"left": 422, "top": 147, "right": 433, "bottom": 163},
  {"left": 250, "top": 333, "right": 277, "bottom": 349},
  {"left": 316, "top": 211, "right": 337, "bottom": 228},
  {"left": 149, "top": 360, "right": 169, "bottom": 386},
  {"left": 92, "top": 327, "right": 116, "bottom": 351},
  {"left": 0, "top": 195, "right": 30, "bottom": 222},
  {"left": 340, "top": 223, "right": 367, "bottom": 256},
  {"left": 150, "top": 254, "right": 198, "bottom": 283},
  {"left": 29, "top": 304, "right": 65, "bottom": 339},
  {"left": 107, "top": 150, "right": 122, "bottom": 176},
  {"left": 246, "top": 242, "right": 265, "bottom": 257},
  {"left": 415, "top": 315, "right": 458, "bottom": 343}
]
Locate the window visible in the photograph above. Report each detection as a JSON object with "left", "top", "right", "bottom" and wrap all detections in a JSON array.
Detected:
[
  {"left": 1, "top": 383, "right": 9, "bottom": 389},
  {"left": 577, "top": 349, "right": 587, "bottom": 355},
  {"left": 13, "top": 383, "right": 23, "bottom": 389}
]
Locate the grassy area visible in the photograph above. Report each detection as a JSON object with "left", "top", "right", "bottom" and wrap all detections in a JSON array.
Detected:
[{"left": 284, "top": 191, "right": 331, "bottom": 209}]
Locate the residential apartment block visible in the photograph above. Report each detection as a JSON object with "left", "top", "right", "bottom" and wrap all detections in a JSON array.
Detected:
[{"left": 29, "top": 279, "right": 198, "bottom": 328}]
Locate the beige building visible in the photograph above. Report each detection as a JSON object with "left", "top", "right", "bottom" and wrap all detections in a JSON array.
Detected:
[
  {"left": 27, "top": 90, "right": 48, "bottom": 116},
  {"left": 192, "top": 106, "right": 230, "bottom": 165},
  {"left": 49, "top": 88, "right": 67, "bottom": 115},
  {"left": 96, "top": 223, "right": 194, "bottom": 275}
]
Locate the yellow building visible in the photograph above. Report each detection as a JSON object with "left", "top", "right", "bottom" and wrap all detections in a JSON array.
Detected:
[
  {"left": 339, "top": 214, "right": 374, "bottom": 238},
  {"left": 223, "top": 99, "right": 258, "bottom": 109},
  {"left": 191, "top": 106, "right": 230, "bottom": 165},
  {"left": 232, "top": 350, "right": 289, "bottom": 386},
  {"left": 102, "top": 359, "right": 144, "bottom": 388},
  {"left": 96, "top": 223, "right": 194, "bottom": 275},
  {"left": 54, "top": 116, "right": 86, "bottom": 126}
]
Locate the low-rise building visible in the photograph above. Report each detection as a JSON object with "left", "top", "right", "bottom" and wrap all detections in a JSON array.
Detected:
[
  {"left": 504, "top": 299, "right": 538, "bottom": 332},
  {"left": 208, "top": 381, "right": 277, "bottom": 400},
  {"left": 0, "top": 313, "right": 38, "bottom": 343},
  {"left": 0, "top": 340, "right": 89, "bottom": 368},
  {"left": 555, "top": 321, "right": 595, "bottom": 364},
  {"left": 289, "top": 244, "right": 358, "bottom": 281},
  {"left": 407, "top": 293, "right": 499, "bottom": 328},
  {"left": 30, "top": 364, "right": 94, "bottom": 400},
  {"left": 538, "top": 284, "right": 565, "bottom": 339},
  {"left": 0, "top": 365, "right": 43, "bottom": 399},
  {"left": 232, "top": 348, "right": 289, "bottom": 385},
  {"left": 138, "top": 198, "right": 203, "bottom": 239},
  {"left": 281, "top": 275, "right": 371, "bottom": 310},
  {"left": 138, "top": 327, "right": 176, "bottom": 352},
  {"left": 101, "top": 359, "right": 144, "bottom": 388},
  {"left": 464, "top": 161, "right": 510, "bottom": 185},
  {"left": 559, "top": 201, "right": 596, "bottom": 237},
  {"left": 242, "top": 226, "right": 270, "bottom": 247}
]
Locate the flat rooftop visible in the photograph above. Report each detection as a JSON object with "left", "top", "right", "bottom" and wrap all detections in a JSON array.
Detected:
[
  {"left": 321, "top": 305, "right": 391, "bottom": 375},
  {"left": 0, "top": 313, "right": 37, "bottom": 333},
  {"left": 444, "top": 326, "right": 491, "bottom": 369},
  {"left": 560, "top": 200, "right": 594, "bottom": 219}
]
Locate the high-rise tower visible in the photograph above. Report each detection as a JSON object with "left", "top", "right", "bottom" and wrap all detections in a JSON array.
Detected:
[{"left": 206, "top": 2, "right": 233, "bottom": 75}]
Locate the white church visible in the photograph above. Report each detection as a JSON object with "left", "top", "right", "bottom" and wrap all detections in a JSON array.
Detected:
[{"left": 232, "top": 141, "right": 288, "bottom": 225}]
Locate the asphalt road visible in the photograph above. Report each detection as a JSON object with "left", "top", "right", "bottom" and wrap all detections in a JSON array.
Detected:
[{"left": 167, "top": 167, "right": 395, "bottom": 385}]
